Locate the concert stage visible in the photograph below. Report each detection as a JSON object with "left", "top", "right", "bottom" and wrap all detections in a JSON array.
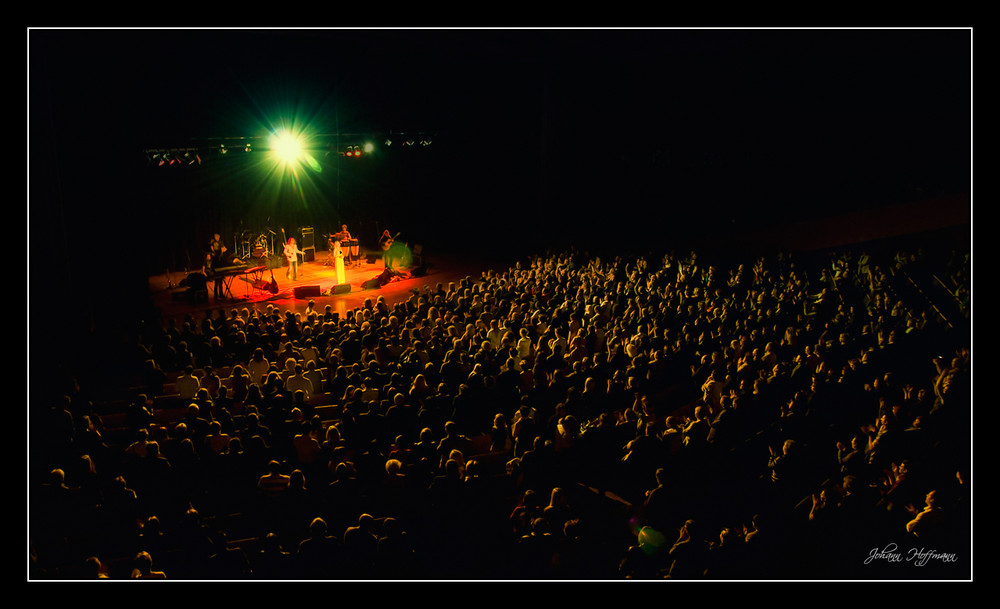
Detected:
[{"left": 149, "top": 246, "right": 493, "bottom": 321}]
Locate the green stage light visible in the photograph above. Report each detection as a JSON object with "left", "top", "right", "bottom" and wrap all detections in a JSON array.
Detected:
[{"left": 270, "top": 130, "right": 303, "bottom": 164}]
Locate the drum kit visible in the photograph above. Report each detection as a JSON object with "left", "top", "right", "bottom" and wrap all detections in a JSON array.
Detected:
[{"left": 235, "top": 228, "right": 277, "bottom": 261}]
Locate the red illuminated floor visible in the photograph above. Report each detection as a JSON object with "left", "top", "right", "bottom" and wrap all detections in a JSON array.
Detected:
[{"left": 149, "top": 248, "right": 497, "bottom": 321}]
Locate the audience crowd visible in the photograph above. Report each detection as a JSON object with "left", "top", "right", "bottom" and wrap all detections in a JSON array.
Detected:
[{"left": 30, "top": 237, "right": 971, "bottom": 580}]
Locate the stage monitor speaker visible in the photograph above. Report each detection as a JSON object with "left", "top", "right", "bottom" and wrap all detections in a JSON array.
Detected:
[
  {"left": 331, "top": 283, "right": 351, "bottom": 295},
  {"left": 410, "top": 265, "right": 427, "bottom": 278},
  {"left": 362, "top": 278, "right": 381, "bottom": 290},
  {"left": 293, "top": 285, "right": 321, "bottom": 299},
  {"left": 303, "top": 247, "right": 315, "bottom": 262}
]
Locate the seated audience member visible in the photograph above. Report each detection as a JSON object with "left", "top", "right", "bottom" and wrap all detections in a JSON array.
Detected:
[{"left": 130, "top": 551, "right": 167, "bottom": 579}]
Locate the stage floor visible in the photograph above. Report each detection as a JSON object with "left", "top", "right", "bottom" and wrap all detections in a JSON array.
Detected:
[{"left": 149, "top": 248, "right": 494, "bottom": 321}]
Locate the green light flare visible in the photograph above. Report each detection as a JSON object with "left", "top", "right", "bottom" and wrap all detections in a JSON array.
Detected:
[{"left": 270, "top": 130, "right": 303, "bottom": 164}]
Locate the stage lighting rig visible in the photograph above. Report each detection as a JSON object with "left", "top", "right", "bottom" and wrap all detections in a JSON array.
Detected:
[
  {"left": 149, "top": 150, "right": 165, "bottom": 166},
  {"left": 144, "top": 147, "right": 203, "bottom": 168}
]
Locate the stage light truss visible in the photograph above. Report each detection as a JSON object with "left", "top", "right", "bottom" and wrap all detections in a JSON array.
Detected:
[
  {"left": 143, "top": 131, "right": 437, "bottom": 166},
  {"left": 145, "top": 147, "right": 201, "bottom": 167},
  {"left": 385, "top": 132, "right": 433, "bottom": 149}
]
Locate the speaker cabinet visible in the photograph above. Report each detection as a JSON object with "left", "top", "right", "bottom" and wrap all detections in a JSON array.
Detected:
[
  {"left": 303, "top": 247, "right": 315, "bottom": 262},
  {"left": 301, "top": 227, "right": 315, "bottom": 249},
  {"left": 293, "top": 285, "right": 321, "bottom": 299}
]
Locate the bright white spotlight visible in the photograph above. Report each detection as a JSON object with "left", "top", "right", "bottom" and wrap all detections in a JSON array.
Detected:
[{"left": 270, "top": 130, "right": 303, "bottom": 164}]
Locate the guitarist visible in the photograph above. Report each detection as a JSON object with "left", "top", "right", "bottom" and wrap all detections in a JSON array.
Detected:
[
  {"left": 283, "top": 236, "right": 305, "bottom": 281},
  {"left": 379, "top": 229, "right": 399, "bottom": 273}
]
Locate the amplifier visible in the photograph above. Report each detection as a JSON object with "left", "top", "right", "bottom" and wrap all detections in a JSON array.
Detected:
[
  {"left": 293, "top": 285, "right": 321, "bottom": 299},
  {"left": 301, "top": 227, "right": 315, "bottom": 249}
]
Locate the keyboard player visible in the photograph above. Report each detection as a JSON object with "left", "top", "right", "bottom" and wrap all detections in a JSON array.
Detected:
[{"left": 207, "top": 233, "right": 228, "bottom": 301}]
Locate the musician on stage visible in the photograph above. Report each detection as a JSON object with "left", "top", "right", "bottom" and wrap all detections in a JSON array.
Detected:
[
  {"left": 379, "top": 229, "right": 396, "bottom": 272},
  {"left": 209, "top": 233, "right": 227, "bottom": 259},
  {"left": 208, "top": 233, "right": 228, "bottom": 300},
  {"left": 336, "top": 224, "right": 352, "bottom": 241},
  {"left": 333, "top": 239, "right": 346, "bottom": 285},
  {"left": 283, "top": 237, "right": 305, "bottom": 281},
  {"left": 334, "top": 224, "right": 354, "bottom": 265}
]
